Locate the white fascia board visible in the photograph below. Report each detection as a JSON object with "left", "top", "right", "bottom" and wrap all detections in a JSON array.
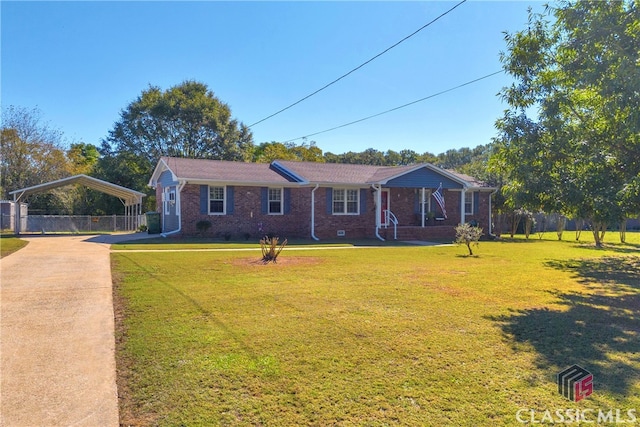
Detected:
[
  {"left": 302, "top": 182, "right": 367, "bottom": 188},
  {"left": 181, "top": 179, "right": 305, "bottom": 187}
]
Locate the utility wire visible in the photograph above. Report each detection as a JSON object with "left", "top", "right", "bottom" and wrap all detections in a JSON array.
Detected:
[
  {"left": 248, "top": 0, "right": 468, "bottom": 128},
  {"left": 281, "top": 70, "right": 504, "bottom": 143}
]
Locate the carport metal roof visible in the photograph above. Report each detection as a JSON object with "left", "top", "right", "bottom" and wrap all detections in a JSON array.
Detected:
[{"left": 9, "top": 174, "right": 146, "bottom": 206}]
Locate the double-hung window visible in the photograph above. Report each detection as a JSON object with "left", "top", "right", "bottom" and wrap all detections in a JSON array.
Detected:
[
  {"left": 164, "top": 188, "right": 170, "bottom": 214},
  {"left": 465, "top": 192, "right": 474, "bottom": 215},
  {"left": 209, "top": 186, "right": 225, "bottom": 214},
  {"left": 268, "top": 188, "right": 283, "bottom": 214},
  {"left": 333, "top": 188, "right": 359, "bottom": 214}
]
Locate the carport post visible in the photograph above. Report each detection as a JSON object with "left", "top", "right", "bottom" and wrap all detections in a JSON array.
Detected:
[{"left": 13, "top": 192, "right": 23, "bottom": 235}]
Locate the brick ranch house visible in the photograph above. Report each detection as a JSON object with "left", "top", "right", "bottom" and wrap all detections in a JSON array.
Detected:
[{"left": 149, "top": 157, "right": 496, "bottom": 241}]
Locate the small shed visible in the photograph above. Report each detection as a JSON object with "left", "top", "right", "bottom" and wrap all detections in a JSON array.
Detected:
[{"left": 0, "top": 201, "right": 28, "bottom": 231}]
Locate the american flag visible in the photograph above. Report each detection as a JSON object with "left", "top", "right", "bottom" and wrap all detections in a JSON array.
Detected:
[{"left": 432, "top": 184, "right": 447, "bottom": 218}]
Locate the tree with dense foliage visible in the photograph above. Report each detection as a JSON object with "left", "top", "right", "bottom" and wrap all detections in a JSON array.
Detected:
[
  {"left": 323, "top": 148, "right": 438, "bottom": 166},
  {"left": 0, "top": 106, "right": 69, "bottom": 211},
  {"left": 490, "top": 1, "right": 640, "bottom": 246},
  {"left": 104, "top": 80, "right": 254, "bottom": 165},
  {"left": 253, "top": 141, "right": 324, "bottom": 163},
  {"left": 96, "top": 80, "right": 254, "bottom": 213},
  {"left": 67, "top": 143, "right": 100, "bottom": 175}
]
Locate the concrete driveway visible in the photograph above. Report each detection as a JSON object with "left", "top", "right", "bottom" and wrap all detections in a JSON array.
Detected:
[{"left": 1, "top": 235, "right": 121, "bottom": 427}]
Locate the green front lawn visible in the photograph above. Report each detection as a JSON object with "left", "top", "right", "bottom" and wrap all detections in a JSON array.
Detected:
[
  {"left": 113, "top": 237, "right": 640, "bottom": 426},
  {"left": 0, "top": 234, "right": 28, "bottom": 258}
]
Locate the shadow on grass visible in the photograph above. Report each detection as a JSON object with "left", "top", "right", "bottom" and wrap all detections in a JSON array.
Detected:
[
  {"left": 570, "top": 243, "right": 640, "bottom": 255},
  {"left": 488, "top": 255, "right": 640, "bottom": 396}
]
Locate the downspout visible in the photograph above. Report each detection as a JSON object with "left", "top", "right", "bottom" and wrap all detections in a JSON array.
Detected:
[
  {"left": 371, "top": 184, "right": 385, "bottom": 241},
  {"left": 161, "top": 181, "right": 186, "bottom": 237},
  {"left": 460, "top": 188, "right": 467, "bottom": 225},
  {"left": 488, "top": 188, "right": 498, "bottom": 236},
  {"left": 310, "top": 184, "right": 320, "bottom": 241}
]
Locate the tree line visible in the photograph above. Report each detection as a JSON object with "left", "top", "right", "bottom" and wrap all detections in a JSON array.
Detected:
[{"left": 1, "top": 1, "right": 637, "bottom": 245}]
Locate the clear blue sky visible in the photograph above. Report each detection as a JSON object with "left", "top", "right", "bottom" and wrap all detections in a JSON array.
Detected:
[{"left": 2, "top": 1, "right": 546, "bottom": 156}]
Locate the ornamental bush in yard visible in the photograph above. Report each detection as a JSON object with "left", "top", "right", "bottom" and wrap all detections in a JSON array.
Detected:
[{"left": 455, "top": 223, "right": 483, "bottom": 256}]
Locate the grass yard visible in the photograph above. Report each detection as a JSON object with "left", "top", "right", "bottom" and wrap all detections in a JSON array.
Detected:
[
  {"left": 0, "top": 234, "right": 28, "bottom": 258},
  {"left": 112, "top": 236, "right": 640, "bottom": 426}
]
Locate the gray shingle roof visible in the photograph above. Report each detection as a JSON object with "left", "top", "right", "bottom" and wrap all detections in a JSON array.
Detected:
[
  {"left": 275, "top": 161, "right": 417, "bottom": 184},
  {"left": 156, "top": 157, "right": 492, "bottom": 188},
  {"left": 160, "top": 157, "right": 293, "bottom": 184},
  {"left": 444, "top": 169, "right": 489, "bottom": 188}
]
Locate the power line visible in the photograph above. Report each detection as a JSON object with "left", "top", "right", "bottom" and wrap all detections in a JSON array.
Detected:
[
  {"left": 248, "top": 0, "right": 468, "bottom": 128},
  {"left": 281, "top": 70, "right": 504, "bottom": 143}
]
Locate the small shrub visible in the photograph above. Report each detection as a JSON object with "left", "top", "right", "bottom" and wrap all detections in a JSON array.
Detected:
[
  {"left": 138, "top": 224, "right": 148, "bottom": 232},
  {"left": 196, "top": 220, "right": 212, "bottom": 235},
  {"left": 455, "top": 223, "right": 483, "bottom": 256},
  {"left": 260, "top": 236, "right": 288, "bottom": 263}
]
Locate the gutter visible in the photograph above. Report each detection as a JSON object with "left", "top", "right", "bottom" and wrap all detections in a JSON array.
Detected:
[
  {"left": 371, "top": 184, "right": 385, "bottom": 241},
  {"left": 310, "top": 184, "right": 320, "bottom": 241},
  {"left": 488, "top": 188, "right": 498, "bottom": 236},
  {"left": 161, "top": 181, "right": 186, "bottom": 237}
]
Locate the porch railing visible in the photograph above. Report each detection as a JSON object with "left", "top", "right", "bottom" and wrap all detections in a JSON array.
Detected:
[{"left": 384, "top": 209, "right": 398, "bottom": 240}]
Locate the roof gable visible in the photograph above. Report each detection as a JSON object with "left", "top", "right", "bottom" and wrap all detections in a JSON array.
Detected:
[{"left": 384, "top": 167, "right": 464, "bottom": 189}]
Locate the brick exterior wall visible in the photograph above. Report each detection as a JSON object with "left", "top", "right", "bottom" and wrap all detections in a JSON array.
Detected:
[
  {"left": 468, "top": 191, "right": 492, "bottom": 234},
  {"left": 173, "top": 184, "right": 491, "bottom": 240},
  {"left": 313, "top": 188, "right": 377, "bottom": 239},
  {"left": 179, "top": 184, "right": 311, "bottom": 239}
]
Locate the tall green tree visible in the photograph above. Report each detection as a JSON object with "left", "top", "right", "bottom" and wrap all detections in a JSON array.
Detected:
[
  {"left": 105, "top": 80, "right": 254, "bottom": 165},
  {"left": 97, "top": 80, "right": 254, "bottom": 213},
  {"left": 491, "top": 1, "right": 640, "bottom": 246},
  {"left": 67, "top": 143, "right": 100, "bottom": 175}
]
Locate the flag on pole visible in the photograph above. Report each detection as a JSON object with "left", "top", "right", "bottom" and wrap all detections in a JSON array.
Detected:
[{"left": 432, "top": 183, "right": 447, "bottom": 218}]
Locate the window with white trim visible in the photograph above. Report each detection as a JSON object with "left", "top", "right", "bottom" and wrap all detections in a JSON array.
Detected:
[
  {"left": 465, "top": 192, "right": 474, "bottom": 215},
  {"left": 209, "top": 186, "right": 225, "bottom": 214},
  {"left": 164, "top": 188, "right": 175, "bottom": 214},
  {"left": 268, "top": 188, "right": 283, "bottom": 214},
  {"left": 333, "top": 188, "right": 359, "bottom": 214}
]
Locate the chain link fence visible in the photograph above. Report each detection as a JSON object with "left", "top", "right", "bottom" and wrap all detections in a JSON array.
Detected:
[{"left": 0, "top": 215, "right": 146, "bottom": 233}]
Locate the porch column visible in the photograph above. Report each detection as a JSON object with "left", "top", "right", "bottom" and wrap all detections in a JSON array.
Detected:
[
  {"left": 460, "top": 189, "right": 466, "bottom": 224},
  {"left": 421, "top": 188, "right": 425, "bottom": 227}
]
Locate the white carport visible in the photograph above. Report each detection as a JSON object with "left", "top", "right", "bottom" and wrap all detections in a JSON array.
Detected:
[{"left": 9, "top": 175, "right": 146, "bottom": 234}]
